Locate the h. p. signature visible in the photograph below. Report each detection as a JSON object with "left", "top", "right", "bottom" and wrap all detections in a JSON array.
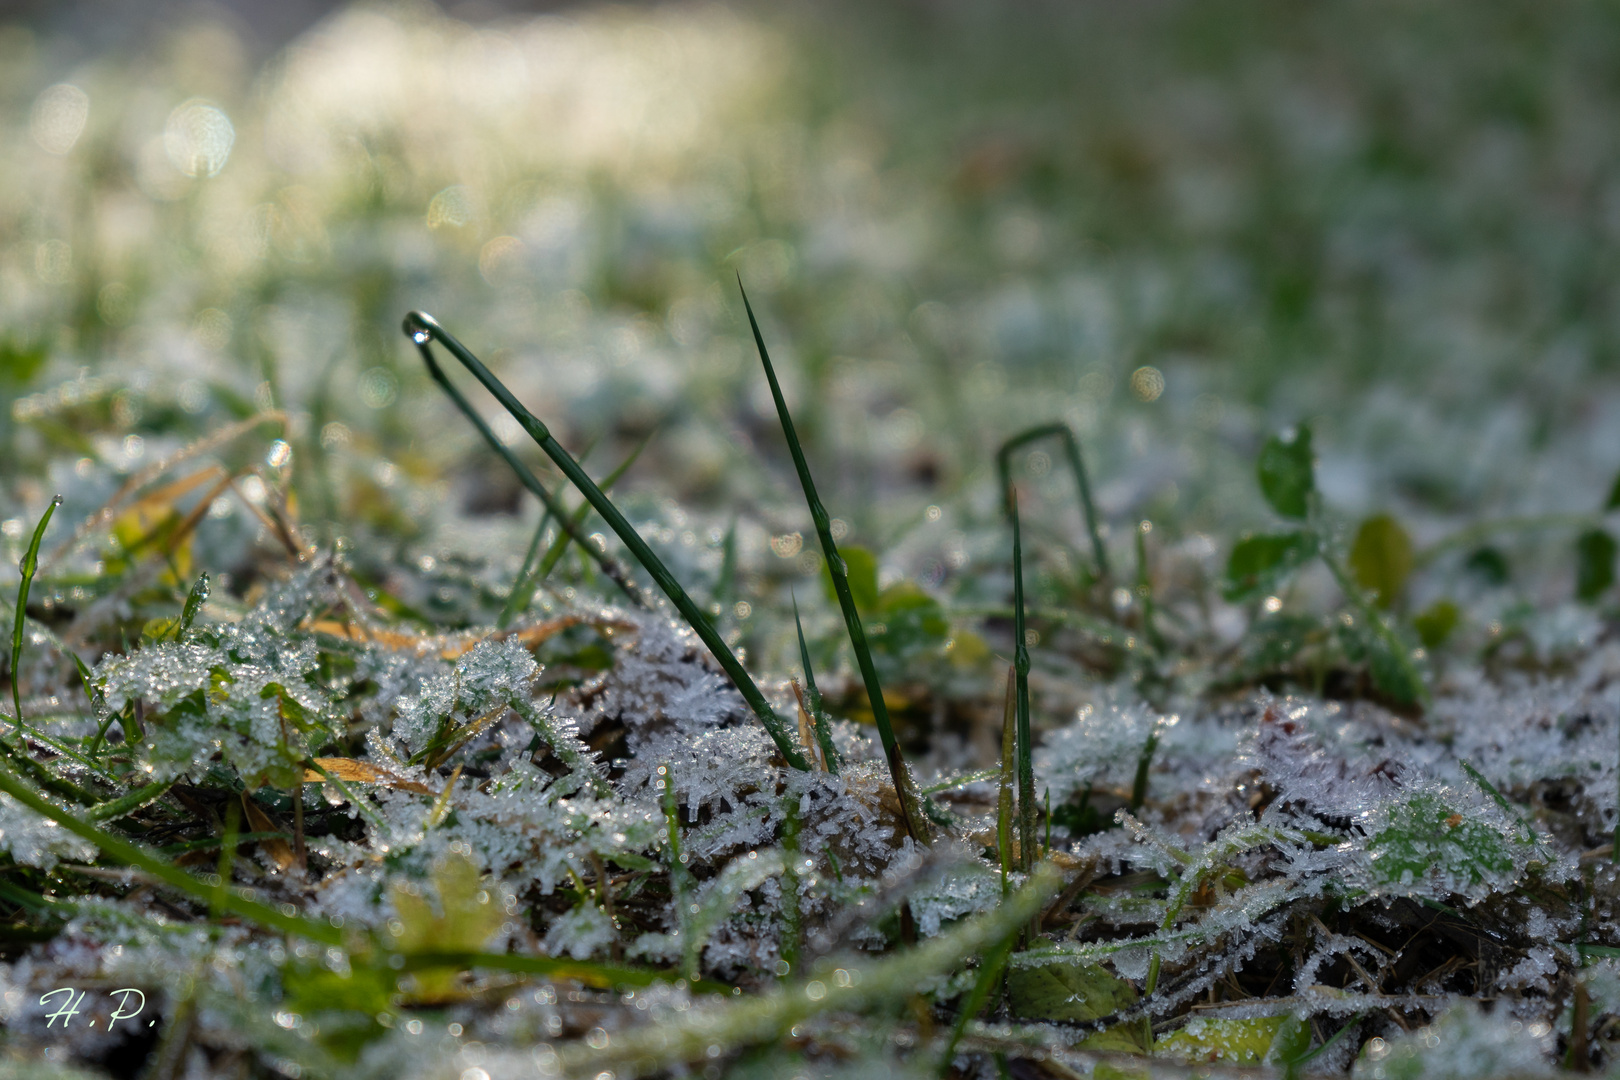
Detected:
[{"left": 38, "top": 987, "right": 150, "bottom": 1029}]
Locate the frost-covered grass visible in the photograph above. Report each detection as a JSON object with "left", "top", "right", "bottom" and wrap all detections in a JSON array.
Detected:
[{"left": 8, "top": 2, "right": 1620, "bottom": 1078}]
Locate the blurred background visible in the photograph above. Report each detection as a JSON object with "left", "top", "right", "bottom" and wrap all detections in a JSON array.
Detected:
[{"left": 5, "top": 0, "right": 1620, "bottom": 691}]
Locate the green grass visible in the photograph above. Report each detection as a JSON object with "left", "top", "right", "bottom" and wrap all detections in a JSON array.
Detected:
[{"left": 8, "top": 4, "right": 1620, "bottom": 1078}]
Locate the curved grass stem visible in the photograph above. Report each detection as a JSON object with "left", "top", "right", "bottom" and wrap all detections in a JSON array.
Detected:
[{"left": 997, "top": 424, "right": 1108, "bottom": 580}]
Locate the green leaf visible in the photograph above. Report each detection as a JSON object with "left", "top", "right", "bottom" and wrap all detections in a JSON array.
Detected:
[
  {"left": 1265, "top": 1013, "right": 1312, "bottom": 1076},
  {"left": 1222, "top": 531, "right": 1317, "bottom": 602},
  {"left": 1349, "top": 513, "right": 1413, "bottom": 608},
  {"left": 1007, "top": 959, "right": 1148, "bottom": 1053},
  {"left": 1575, "top": 528, "right": 1616, "bottom": 602},
  {"left": 1257, "top": 424, "right": 1314, "bottom": 519},
  {"left": 0, "top": 339, "right": 48, "bottom": 386},
  {"left": 869, "top": 582, "right": 950, "bottom": 658},
  {"left": 1607, "top": 469, "right": 1620, "bottom": 511},
  {"left": 1412, "top": 599, "right": 1460, "bottom": 649}
]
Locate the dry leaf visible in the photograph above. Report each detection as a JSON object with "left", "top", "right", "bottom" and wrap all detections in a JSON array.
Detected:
[
  {"left": 302, "top": 756, "right": 437, "bottom": 796},
  {"left": 239, "top": 793, "right": 295, "bottom": 871},
  {"left": 304, "top": 614, "right": 636, "bottom": 662}
]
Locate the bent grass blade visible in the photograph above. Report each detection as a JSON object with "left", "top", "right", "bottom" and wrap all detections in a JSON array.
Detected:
[
  {"left": 404, "top": 311, "right": 811, "bottom": 771},
  {"left": 410, "top": 319, "right": 648, "bottom": 611},
  {"left": 997, "top": 423, "right": 1109, "bottom": 580}
]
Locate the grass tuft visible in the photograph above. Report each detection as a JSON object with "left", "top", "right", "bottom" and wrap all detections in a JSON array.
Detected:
[{"left": 405, "top": 310, "right": 813, "bottom": 771}]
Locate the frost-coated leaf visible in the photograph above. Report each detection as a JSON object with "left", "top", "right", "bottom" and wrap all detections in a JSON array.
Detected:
[
  {"left": 1223, "top": 531, "right": 1316, "bottom": 601},
  {"left": 1349, "top": 513, "right": 1413, "bottom": 608},
  {"left": 1365, "top": 788, "right": 1528, "bottom": 897},
  {"left": 1574, "top": 527, "right": 1616, "bottom": 602},
  {"left": 1156, "top": 1016, "right": 1287, "bottom": 1064},
  {"left": 1257, "top": 424, "right": 1314, "bottom": 519}
]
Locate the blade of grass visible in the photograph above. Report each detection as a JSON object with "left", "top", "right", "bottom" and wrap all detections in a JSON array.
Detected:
[
  {"left": 997, "top": 665, "right": 1016, "bottom": 896},
  {"left": 1135, "top": 520, "right": 1166, "bottom": 654},
  {"left": 404, "top": 311, "right": 810, "bottom": 772},
  {"left": 558, "top": 863, "right": 1062, "bottom": 1076},
  {"left": 534, "top": 431, "right": 653, "bottom": 585},
  {"left": 714, "top": 517, "right": 738, "bottom": 622},
  {"left": 409, "top": 323, "right": 647, "bottom": 611},
  {"left": 1009, "top": 490, "right": 1037, "bottom": 874},
  {"left": 177, "top": 572, "right": 209, "bottom": 639},
  {"left": 10, "top": 495, "right": 61, "bottom": 733},
  {"left": 997, "top": 424, "right": 1109, "bottom": 580},
  {"left": 659, "top": 762, "right": 699, "bottom": 980},
  {"left": 500, "top": 434, "right": 601, "bottom": 629},
  {"left": 791, "top": 590, "right": 839, "bottom": 774},
  {"left": 395, "top": 949, "right": 730, "bottom": 994},
  {"left": 738, "top": 285, "right": 926, "bottom": 837}
]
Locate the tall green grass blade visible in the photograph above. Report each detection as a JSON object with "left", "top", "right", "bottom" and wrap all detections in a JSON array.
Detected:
[
  {"left": 410, "top": 321, "right": 648, "bottom": 611},
  {"left": 394, "top": 949, "right": 727, "bottom": 993},
  {"left": 659, "top": 762, "right": 698, "bottom": 978},
  {"left": 791, "top": 590, "right": 839, "bottom": 774},
  {"left": 10, "top": 494, "right": 60, "bottom": 732},
  {"left": 739, "top": 284, "right": 927, "bottom": 837},
  {"left": 1010, "top": 490, "right": 1037, "bottom": 873},
  {"left": 534, "top": 432, "right": 652, "bottom": 586},
  {"left": 997, "top": 665, "right": 1016, "bottom": 895},
  {"left": 997, "top": 424, "right": 1109, "bottom": 580},
  {"left": 405, "top": 311, "right": 810, "bottom": 772},
  {"left": 1130, "top": 731, "right": 1158, "bottom": 812},
  {"left": 501, "top": 436, "right": 604, "bottom": 628}
]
